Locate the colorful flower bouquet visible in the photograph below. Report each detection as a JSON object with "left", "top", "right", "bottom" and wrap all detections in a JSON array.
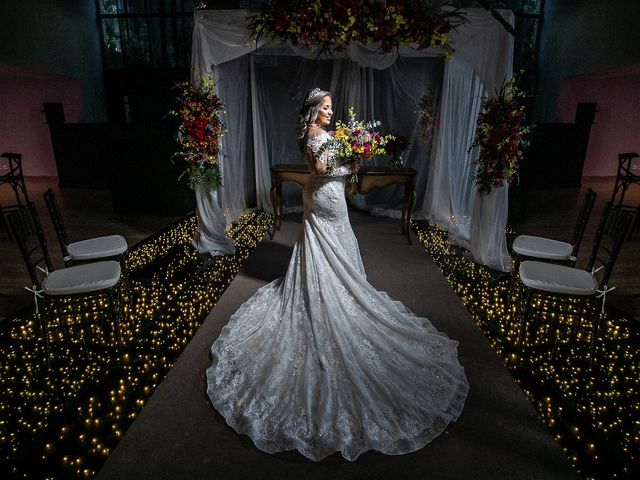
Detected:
[
  {"left": 170, "top": 74, "right": 227, "bottom": 191},
  {"left": 323, "top": 108, "right": 392, "bottom": 182},
  {"left": 247, "top": 0, "right": 467, "bottom": 55},
  {"left": 471, "top": 76, "right": 530, "bottom": 194}
]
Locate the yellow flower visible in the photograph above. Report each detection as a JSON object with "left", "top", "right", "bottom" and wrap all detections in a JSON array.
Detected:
[
  {"left": 393, "top": 14, "right": 406, "bottom": 27},
  {"left": 430, "top": 32, "right": 448, "bottom": 47}
]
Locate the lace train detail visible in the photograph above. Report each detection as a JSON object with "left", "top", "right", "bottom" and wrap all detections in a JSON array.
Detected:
[{"left": 206, "top": 133, "right": 468, "bottom": 461}]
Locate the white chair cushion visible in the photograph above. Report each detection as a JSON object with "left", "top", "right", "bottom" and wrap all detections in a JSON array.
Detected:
[
  {"left": 519, "top": 261, "right": 599, "bottom": 296},
  {"left": 42, "top": 261, "right": 121, "bottom": 296},
  {"left": 512, "top": 235, "right": 573, "bottom": 260},
  {"left": 67, "top": 235, "right": 128, "bottom": 261}
]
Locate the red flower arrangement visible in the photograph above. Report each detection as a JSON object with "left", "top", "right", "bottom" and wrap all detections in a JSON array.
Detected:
[
  {"left": 384, "top": 133, "right": 408, "bottom": 170},
  {"left": 471, "top": 75, "right": 530, "bottom": 194},
  {"left": 170, "top": 74, "right": 227, "bottom": 190},
  {"left": 247, "top": 0, "right": 467, "bottom": 55},
  {"left": 385, "top": 134, "right": 407, "bottom": 157}
]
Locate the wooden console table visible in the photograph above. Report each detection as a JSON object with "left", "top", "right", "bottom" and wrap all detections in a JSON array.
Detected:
[{"left": 270, "top": 164, "right": 417, "bottom": 244}]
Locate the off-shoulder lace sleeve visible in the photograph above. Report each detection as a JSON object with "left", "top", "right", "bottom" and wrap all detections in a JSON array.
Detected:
[{"left": 306, "top": 131, "right": 350, "bottom": 177}]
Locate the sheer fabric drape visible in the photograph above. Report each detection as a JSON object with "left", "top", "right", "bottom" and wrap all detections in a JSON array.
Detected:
[
  {"left": 422, "top": 56, "right": 512, "bottom": 271},
  {"left": 423, "top": 56, "right": 485, "bottom": 244},
  {"left": 192, "top": 187, "right": 235, "bottom": 256},
  {"left": 246, "top": 54, "right": 443, "bottom": 215}
]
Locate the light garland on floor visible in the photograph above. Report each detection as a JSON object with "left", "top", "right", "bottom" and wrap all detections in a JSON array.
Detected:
[
  {"left": 0, "top": 211, "right": 273, "bottom": 478},
  {"left": 413, "top": 220, "right": 640, "bottom": 480}
]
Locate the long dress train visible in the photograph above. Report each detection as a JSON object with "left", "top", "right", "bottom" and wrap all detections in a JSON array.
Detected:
[{"left": 206, "top": 130, "right": 469, "bottom": 461}]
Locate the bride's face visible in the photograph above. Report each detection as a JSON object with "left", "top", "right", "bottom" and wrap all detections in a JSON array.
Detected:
[{"left": 315, "top": 96, "right": 332, "bottom": 127}]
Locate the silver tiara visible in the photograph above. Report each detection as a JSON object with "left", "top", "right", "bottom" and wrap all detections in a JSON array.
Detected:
[{"left": 306, "top": 88, "right": 322, "bottom": 102}]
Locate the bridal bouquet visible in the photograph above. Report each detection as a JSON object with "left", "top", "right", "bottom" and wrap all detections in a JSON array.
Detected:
[
  {"left": 170, "top": 74, "right": 227, "bottom": 191},
  {"left": 471, "top": 75, "right": 530, "bottom": 194},
  {"left": 321, "top": 107, "right": 392, "bottom": 182}
]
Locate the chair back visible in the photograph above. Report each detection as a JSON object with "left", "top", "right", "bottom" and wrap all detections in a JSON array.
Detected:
[
  {"left": 0, "top": 152, "right": 30, "bottom": 206},
  {"left": 43, "top": 188, "right": 69, "bottom": 258},
  {"left": 585, "top": 202, "right": 633, "bottom": 288},
  {"left": 570, "top": 188, "right": 597, "bottom": 258},
  {"left": 616, "top": 152, "right": 640, "bottom": 178},
  {"left": 611, "top": 152, "right": 640, "bottom": 204},
  {"left": 7, "top": 202, "right": 54, "bottom": 288}
]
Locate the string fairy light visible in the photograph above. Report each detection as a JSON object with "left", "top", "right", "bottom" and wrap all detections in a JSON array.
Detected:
[
  {"left": 413, "top": 220, "right": 640, "bottom": 480},
  {"left": 0, "top": 211, "right": 273, "bottom": 478}
]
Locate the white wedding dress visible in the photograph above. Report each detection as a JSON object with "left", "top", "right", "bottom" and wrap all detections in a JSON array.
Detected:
[{"left": 206, "top": 130, "right": 469, "bottom": 461}]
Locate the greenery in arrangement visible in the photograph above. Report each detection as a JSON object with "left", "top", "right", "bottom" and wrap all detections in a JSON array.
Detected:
[
  {"left": 247, "top": 0, "right": 468, "bottom": 55},
  {"left": 170, "top": 74, "right": 227, "bottom": 191},
  {"left": 471, "top": 75, "right": 530, "bottom": 194}
]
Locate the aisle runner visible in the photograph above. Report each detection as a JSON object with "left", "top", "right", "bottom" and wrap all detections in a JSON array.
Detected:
[{"left": 97, "top": 213, "right": 579, "bottom": 480}]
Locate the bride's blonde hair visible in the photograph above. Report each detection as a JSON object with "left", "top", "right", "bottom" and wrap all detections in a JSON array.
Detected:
[{"left": 296, "top": 88, "right": 331, "bottom": 152}]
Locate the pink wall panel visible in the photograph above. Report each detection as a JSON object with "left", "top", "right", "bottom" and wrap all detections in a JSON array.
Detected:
[
  {"left": 0, "top": 64, "right": 83, "bottom": 177},
  {"left": 557, "top": 64, "right": 640, "bottom": 178}
]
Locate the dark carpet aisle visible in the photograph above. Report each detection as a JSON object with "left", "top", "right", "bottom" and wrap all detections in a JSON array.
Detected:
[{"left": 97, "top": 211, "right": 579, "bottom": 480}]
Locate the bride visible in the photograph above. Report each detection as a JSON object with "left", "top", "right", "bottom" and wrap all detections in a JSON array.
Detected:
[{"left": 206, "top": 88, "right": 469, "bottom": 461}]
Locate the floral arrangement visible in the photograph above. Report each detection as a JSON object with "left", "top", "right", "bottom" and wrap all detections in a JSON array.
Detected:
[
  {"left": 170, "top": 74, "right": 227, "bottom": 191},
  {"left": 384, "top": 133, "right": 408, "bottom": 170},
  {"left": 471, "top": 75, "right": 530, "bottom": 194},
  {"left": 384, "top": 133, "right": 407, "bottom": 158},
  {"left": 247, "top": 0, "right": 467, "bottom": 55},
  {"left": 321, "top": 107, "right": 392, "bottom": 182},
  {"left": 416, "top": 89, "right": 439, "bottom": 146}
]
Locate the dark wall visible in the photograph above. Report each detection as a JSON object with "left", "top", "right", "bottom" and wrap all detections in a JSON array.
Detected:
[
  {"left": 535, "top": 0, "right": 640, "bottom": 122},
  {"left": 48, "top": 121, "right": 194, "bottom": 216},
  {"left": 0, "top": 0, "right": 107, "bottom": 122}
]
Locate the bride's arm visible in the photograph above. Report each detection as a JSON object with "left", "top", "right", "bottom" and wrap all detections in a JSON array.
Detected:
[{"left": 306, "top": 131, "right": 351, "bottom": 176}]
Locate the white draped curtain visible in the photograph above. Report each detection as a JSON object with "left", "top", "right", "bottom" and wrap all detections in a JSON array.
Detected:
[
  {"left": 424, "top": 56, "right": 485, "bottom": 243},
  {"left": 191, "top": 8, "right": 514, "bottom": 271}
]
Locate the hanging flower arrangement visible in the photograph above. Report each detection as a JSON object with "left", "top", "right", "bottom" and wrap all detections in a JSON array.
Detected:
[
  {"left": 471, "top": 75, "right": 530, "bottom": 194},
  {"left": 170, "top": 74, "right": 227, "bottom": 191},
  {"left": 416, "top": 88, "right": 439, "bottom": 146},
  {"left": 247, "top": 0, "right": 467, "bottom": 55}
]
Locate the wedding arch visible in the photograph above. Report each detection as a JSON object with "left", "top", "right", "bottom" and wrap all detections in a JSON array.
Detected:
[{"left": 190, "top": 7, "right": 514, "bottom": 272}]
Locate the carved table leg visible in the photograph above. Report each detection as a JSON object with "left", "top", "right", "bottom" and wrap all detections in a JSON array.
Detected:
[
  {"left": 402, "top": 184, "right": 416, "bottom": 244},
  {"left": 269, "top": 181, "right": 280, "bottom": 239}
]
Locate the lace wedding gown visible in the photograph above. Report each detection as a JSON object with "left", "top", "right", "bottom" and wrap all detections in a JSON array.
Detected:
[{"left": 206, "top": 130, "right": 468, "bottom": 461}]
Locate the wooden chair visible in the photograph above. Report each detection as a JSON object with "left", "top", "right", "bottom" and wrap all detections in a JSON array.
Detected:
[
  {"left": 517, "top": 202, "right": 632, "bottom": 364},
  {"left": 8, "top": 202, "right": 124, "bottom": 366},
  {"left": 43, "top": 188, "right": 128, "bottom": 266}
]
